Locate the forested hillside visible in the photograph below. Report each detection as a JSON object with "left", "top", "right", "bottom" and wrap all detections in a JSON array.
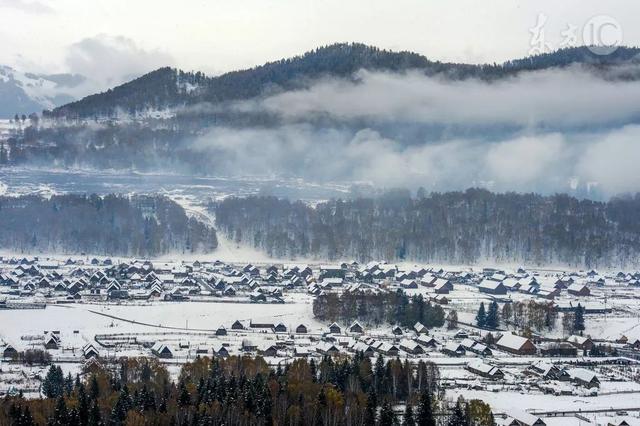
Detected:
[
  {"left": 46, "top": 43, "right": 640, "bottom": 119},
  {"left": 4, "top": 122, "right": 204, "bottom": 171},
  {"left": 0, "top": 355, "right": 491, "bottom": 426},
  {"left": 0, "top": 194, "right": 217, "bottom": 256},
  {"left": 6, "top": 43, "right": 640, "bottom": 184},
  {"left": 214, "top": 189, "right": 640, "bottom": 268}
]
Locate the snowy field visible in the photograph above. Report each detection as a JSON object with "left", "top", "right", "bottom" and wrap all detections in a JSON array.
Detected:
[
  {"left": 0, "top": 298, "right": 322, "bottom": 347},
  {"left": 447, "top": 388, "right": 640, "bottom": 425}
]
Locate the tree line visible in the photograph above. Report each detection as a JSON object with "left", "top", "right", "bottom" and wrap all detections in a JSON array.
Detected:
[
  {"left": 499, "top": 300, "right": 587, "bottom": 337},
  {"left": 1, "top": 355, "right": 496, "bottom": 425},
  {"left": 214, "top": 190, "right": 640, "bottom": 268},
  {"left": 313, "top": 292, "right": 446, "bottom": 329},
  {"left": 501, "top": 300, "right": 558, "bottom": 334},
  {"left": 0, "top": 194, "right": 217, "bottom": 256}
]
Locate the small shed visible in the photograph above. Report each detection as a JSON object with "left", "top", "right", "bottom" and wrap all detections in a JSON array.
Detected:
[
  {"left": 151, "top": 343, "right": 173, "bottom": 359},
  {"left": 328, "top": 322, "right": 342, "bottom": 334},
  {"left": 349, "top": 321, "right": 364, "bottom": 334}
]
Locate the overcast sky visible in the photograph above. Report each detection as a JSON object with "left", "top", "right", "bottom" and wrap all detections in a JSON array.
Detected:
[{"left": 1, "top": 0, "right": 639, "bottom": 78}]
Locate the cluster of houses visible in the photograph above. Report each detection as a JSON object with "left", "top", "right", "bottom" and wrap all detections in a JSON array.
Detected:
[
  {"left": 0, "top": 257, "right": 320, "bottom": 303},
  {"left": 524, "top": 360, "right": 601, "bottom": 389},
  {"left": 303, "top": 261, "right": 462, "bottom": 296},
  {"left": 2, "top": 257, "right": 638, "bottom": 310},
  {"left": 0, "top": 257, "right": 461, "bottom": 303},
  {"left": 1, "top": 331, "right": 101, "bottom": 360},
  {"left": 477, "top": 268, "right": 640, "bottom": 300},
  {"left": 477, "top": 272, "right": 594, "bottom": 299},
  {"left": 307, "top": 263, "right": 640, "bottom": 313}
]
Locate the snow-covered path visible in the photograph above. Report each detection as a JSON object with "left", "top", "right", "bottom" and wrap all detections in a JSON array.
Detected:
[{"left": 167, "top": 194, "right": 274, "bottom": 263}]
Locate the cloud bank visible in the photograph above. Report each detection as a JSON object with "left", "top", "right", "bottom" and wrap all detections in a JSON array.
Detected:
[
  {"left": 63, "top": 34, "right": 174, "bottom": 97},
  {"left": 0, "top": 0, "right": 53, "bottom": 15},
  {"left": 192, "top": 123, "right": 639, "bottom": 198},
  {"left": 253, "top": 68, "right": 640, "bottom": 129},
  {"left": 190, "top": 66, "right": 640, "bottom": 199}
]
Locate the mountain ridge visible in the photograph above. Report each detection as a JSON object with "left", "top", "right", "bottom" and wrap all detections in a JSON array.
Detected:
[
  {"left": 46, "top": 43, "right": 640, "bottom": 119},
  {"left": 0, "top": 65, "right": 83, "bottom": 118}
]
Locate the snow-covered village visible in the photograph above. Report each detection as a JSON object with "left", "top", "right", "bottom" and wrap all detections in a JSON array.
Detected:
[
  {"left": 5, "top": 1, "right": 640, "bottom": 425},
  {"left": 2, "top": 255, "right": 640, "bottom": 425}
]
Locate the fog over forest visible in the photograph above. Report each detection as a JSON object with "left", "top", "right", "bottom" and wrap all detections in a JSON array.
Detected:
[
  {"left": 6, "top": 46, "right": 640, "bottom": 200},
  {"left": 188, "top": 67, "right": 640, "bottom": 198}
]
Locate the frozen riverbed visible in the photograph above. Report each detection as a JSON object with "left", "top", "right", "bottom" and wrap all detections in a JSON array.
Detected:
[{"left": 0, "top": 167, "right": 353, "bottom": 201}]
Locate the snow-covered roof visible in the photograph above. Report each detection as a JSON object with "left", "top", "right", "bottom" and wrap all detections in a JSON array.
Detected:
[
  {"left": 467, "top": 359, "right": 497, "bottom": 375},
  {"left": 399, "top": 339, "right": 419, "bottom": 350},
  {"left": 444, "top": 341, "right": 463, "bottom": 352},
  {"left": 567, "top": 335, "right": 591, "bottom": 345},
  {"left": 434, "top": 278, "right": 450, "bottom": 289},
  {"left": 460, "top": 338, "right": 476, "bottom": 349},
  {"left": 496, "top": 333, "right": 530, "bottom": 350},
  {"left": 503, "top": 278, "right": 520, "bottom": 289},
  {"left": 351, "top": 341, "right": 372, "bottom": 352},
  {"left": 567, "top": 282, "right": 588, "bottom": 291},
  {"left": 478, "top": 279, "right": 503, "bottom": 290},
  {"left": 506, "top": 410, "right": 545, "bottom": 426},
  {"left": 568, "top": 367, "right": 598, "bottom": 383}
]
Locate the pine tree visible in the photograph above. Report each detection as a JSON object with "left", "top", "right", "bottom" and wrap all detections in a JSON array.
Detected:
[
  {"left": 77, "top": 384, "right": 89, "bottom": 426},
  {"left": 64, "top": 373, "right": 74, "bottom": 397},
  {"left": 88, "top": 401, "right": 101, "bottom": 426},
  {"left": 50, "top": 396, "right": 68, "bottom": 426},
  {"left": 416, "top": 389, "right": 435, "bottom": 426},
  {"left": 309, "top": 358, "right": 317, "bottom": 383},
  {"left": 111, "top": 386, "right": 131, "bottom": 424},
  {"left": 260, "top": 385, "right": 272, "bottom": 426},
  {"left": 9, "top": 404, "right": 20, "bottom": 424},
  {"left": 364, "top": 388, "right": 378, "bottom": 426},
  {"left": 379, "top": 400, "right": 395, "bottom": 426},
  {"left": 574, "top": 304, "right": 585, "bottom": 334},
  {"left": 43, "top": 365, "right": 64, "bottom": 398},
  {"left": 316, "top": 386, "right": 327, "bottom": 407},
  {"left": 374, "top": 354, "right": 385, "bottom": 394},
  {"left": 68, "top": 408, "right": 80, "bottom": 426},
  {"left": 447, "top": 400, "right": 468, "bottom": 426},
  {"left": 404, "top": 404, "right": 415, "bottom": 426},
  {"left": 0, "top": 142, "right": 8, "bottom": 164},
  {"left": 22, "top": 406, "right": 35, "bottom": 426},
  {"left": 476, "top": 302, "right": 487, "bottom": 328},
  {"left": 89, "top": 375, "right": 100, "bottom": 400},
  {"left": 486, "top": 301, "right": 499, "bottom": 329},
  {"left": 178, "top": 382, "right": 191, "bottom": 407}
]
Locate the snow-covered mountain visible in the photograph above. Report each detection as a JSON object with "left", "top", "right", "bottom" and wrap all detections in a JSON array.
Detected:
[{"left": 0, "top": 65, "right": 85, "bottom": 118}]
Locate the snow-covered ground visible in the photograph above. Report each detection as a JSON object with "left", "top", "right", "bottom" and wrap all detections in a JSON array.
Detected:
[
  {"left": 0, "top": 298, "right": 321, "bottom": 347},
  {"left": 0, "top": 119, "right": 13, "bottom": 136},
  {"left": 447, "top": 388, "right": 640, "bottom": 425}
]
